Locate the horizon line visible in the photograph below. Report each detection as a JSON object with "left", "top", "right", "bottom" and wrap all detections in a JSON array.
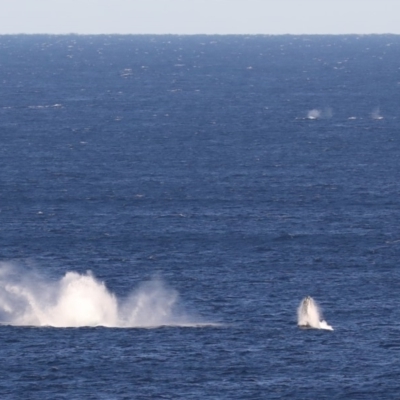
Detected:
[{"left": 0, "top": 32, "right": 399, "bottom": 36}]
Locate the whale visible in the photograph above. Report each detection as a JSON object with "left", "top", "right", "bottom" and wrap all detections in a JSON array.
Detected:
[
  {"left": 297, "top": 296, "right": 333, "bottom": 330},
  {"left": 298, "top": 296, "right": 317, "bottom": 328}
]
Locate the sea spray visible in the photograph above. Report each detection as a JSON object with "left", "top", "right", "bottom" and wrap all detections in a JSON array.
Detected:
[
  {"left": 371, "top": 107, "right": 384, "bottom": 120},
  {"left": 120, "top": 279, "right": 183, "bottom": 327},
  {"left": 297, "top": 296, "right": 333, "bottom": 331},
  {"left": 306, "top": 107, "right": 333, "bottom": 120},
  {"left": 307, "top": 109, "right": 321, "bottom": 120},
  {"left": 0, "top": 264, "right": 210, "bottom": 328},
  {"left": 48, "top": 272, "right": 119, "bottom": 327}
]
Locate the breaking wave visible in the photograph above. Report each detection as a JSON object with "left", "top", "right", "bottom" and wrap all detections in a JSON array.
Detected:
[{"left": 0, "top": 264, "right": 213, "bottom": 328}]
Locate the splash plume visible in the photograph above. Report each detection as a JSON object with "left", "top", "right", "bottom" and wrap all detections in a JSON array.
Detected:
[
  {"left": 297, "top": 296, "right": 333, "bottom": 330},
  {"left": 0, "top": 264, "right": 211, "bottom": 328}
]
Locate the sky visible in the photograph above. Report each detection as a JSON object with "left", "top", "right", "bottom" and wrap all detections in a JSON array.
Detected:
[{"left": 1, "top": 0, "right": 400, "bottom": 35}]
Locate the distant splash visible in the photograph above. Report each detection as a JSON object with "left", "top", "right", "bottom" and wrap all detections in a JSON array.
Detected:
[
  {"left": 307, "top": 109, "right": 321, "bottom": 120},
  {"left": 306, "top": 108, "right": 333, "bottom": 120},
  {"left": 371, "top": 107, "right": 384, "bottom": 120},
  {"left": 297, "top": 296, "right": 333, "bottom": 331},
  {"left": 0, "top": 264, "right": 214, "bottom": 328}
]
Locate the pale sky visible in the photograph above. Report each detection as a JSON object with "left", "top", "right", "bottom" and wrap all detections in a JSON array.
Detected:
[{"left": 1, "top": 0, "right": 399, "bottom": 35}]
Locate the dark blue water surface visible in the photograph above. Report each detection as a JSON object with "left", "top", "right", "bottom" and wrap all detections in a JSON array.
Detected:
[{"left": 1, "top": 35, "right": 400, "bottom": 399}]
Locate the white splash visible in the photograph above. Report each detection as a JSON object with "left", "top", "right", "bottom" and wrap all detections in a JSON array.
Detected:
[
  {"left": 0, "top": 264, "right": 212, "bottom": 328},
  {"left": 297, "top": 296, "right": 333, "bottom": 330},
  {"left": 306, "top": 108, "right": 332, "bottom": 120},
  {"left": 307, "top": 109, "right": 321, "bottom": 120},
  {"left": 371, "top": 107, "right": 384, "bottom": 120}
]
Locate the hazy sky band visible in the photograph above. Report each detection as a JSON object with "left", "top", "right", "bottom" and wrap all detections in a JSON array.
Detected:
[{"left": 1, "top": 0, "right": 400, "bottom": 35}]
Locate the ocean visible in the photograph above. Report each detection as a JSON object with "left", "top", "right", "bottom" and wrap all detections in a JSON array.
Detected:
[{"left": 0, "top": 34, "right": 400, "bottom": 398}]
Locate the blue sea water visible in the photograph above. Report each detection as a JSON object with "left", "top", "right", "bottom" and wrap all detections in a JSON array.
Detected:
[{"left": 1, "top": 34, "right": 400, "bottom": 398}]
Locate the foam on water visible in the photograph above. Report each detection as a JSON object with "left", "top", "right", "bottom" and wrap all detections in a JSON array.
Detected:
[
  {"left": 0, "top": 263, "right": 212, "bottom": 328},
  {"left": 297, "top": 296, "right": 333, "bottom": 331}
]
